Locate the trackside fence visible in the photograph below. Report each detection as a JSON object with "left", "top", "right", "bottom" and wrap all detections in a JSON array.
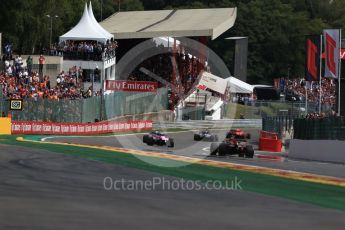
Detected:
[
  {"left": 0, "top": 88, "right": 168, "bottom": 123},
  {"left": 262, "top": 116, "right": 299, "bottom": 139},
  {"left": 293, "top": 117, "right": 345, "bottom": 140}
]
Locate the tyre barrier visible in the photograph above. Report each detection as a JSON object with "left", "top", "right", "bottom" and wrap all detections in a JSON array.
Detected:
[{"left": 259, "top": 131, "right": 282, "bottom": 152}]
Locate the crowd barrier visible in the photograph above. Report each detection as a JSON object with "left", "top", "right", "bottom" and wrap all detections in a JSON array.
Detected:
[
  {"left": 11, "top": 120, "right": 153, "bottom": 135},
  {"left": 259, "top": 131, "right": 282, "bottom": 152}
]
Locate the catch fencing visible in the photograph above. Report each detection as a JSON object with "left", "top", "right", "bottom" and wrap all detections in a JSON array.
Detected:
[
  {"left": 237, "top": 101, "right": 333, "bottom": 119},
  {"left": 0, "top": 88, "right": 168, "bottom": 123},
  {"left": 263, "top": 116, "right": 345, "bottom": 140},
  {"left": 262, "top": 116, "right": 299, "bottom": 139},
  {"left": 293, "top": 117, "right": 345, "bottom": 140}
]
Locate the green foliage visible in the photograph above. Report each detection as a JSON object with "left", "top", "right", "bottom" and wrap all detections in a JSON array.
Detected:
[{"left": 1, "top": 0, "right": 345, "bottom": 83}]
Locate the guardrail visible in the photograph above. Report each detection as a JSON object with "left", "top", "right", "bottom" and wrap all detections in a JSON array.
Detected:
[{"left": 153, "top": 119, "right": 262, "bottom": 130}]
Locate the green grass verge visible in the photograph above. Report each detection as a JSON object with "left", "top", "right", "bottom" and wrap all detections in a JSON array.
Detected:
[
  {"left": 1, "top": 135, "right": 345, "bottom": 211},
  {"left": 224, "top": 103, "right": 247, "bottom": 119}
]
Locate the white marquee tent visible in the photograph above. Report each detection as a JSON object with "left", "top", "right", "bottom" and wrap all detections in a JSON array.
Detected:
[
  {"left": 60, "top": 2, "right": 113, "bottom": 43},
  {"left": 88, "top": 2, "right": 114, "bottom": 39}
]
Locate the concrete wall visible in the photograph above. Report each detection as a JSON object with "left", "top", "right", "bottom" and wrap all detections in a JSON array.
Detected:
[
  {"left": 63, "top": 58, "right": 116, "bottom": 91},
  {"left": 289, "top": 139, "right": 345, "bottom": 164},
  {"left": 21, "top": 55, "right": 63, "bottom": 87}
]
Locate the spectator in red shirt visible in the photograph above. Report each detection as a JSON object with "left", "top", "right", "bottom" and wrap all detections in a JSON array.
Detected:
[{"left": 38, "top": 54, "right": 45, "bottom": 78}]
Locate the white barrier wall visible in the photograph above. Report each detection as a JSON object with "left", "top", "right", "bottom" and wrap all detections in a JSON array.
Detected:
[
  {"left": 289, "top": 139, "right": 345, "bottom": 164},
  {"left": 153, "top": 119, "right": 262, "bottom": 129}
]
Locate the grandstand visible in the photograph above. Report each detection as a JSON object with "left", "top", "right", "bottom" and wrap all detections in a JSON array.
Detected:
[
  {"left": 1, "top": 5, "right": 244, "bottom": 122},
  {"left": 100, "top": 7, "right": 239, "bottom": 120},
  {"left": 59, "top": 2, "right": 116, "bottom": 93}
]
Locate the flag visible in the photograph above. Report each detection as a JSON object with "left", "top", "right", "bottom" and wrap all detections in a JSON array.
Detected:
[
  {"left": 323, "top": 29, "right": 341, "bottom": 79},
  {"left": 305, "top": 35, "right": 321, "bottom": 81}
]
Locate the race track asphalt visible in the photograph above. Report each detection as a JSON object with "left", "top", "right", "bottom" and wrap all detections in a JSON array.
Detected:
[
  {"left": 1, "top": 144, "right": 345, "bottom": 230},
  {"left": 48, "top": 130, "right": 345, "bottom": 178}
]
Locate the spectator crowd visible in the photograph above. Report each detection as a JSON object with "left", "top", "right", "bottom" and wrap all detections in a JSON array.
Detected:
[
  {"left": 49, "top": 39, "right": 117, "bottom": 61},
  {"left": 1, "top": 55, "right": 94, "bottom": 101},
  {"left": 127, "top": 42, "right": 207, "bottom": 107},
  {"left": 277, "top": 78, "right": 336, "bottom": 107}
]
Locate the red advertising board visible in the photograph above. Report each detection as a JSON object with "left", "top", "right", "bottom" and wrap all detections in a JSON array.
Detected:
[
  {"left": 105, "top": 80, "right": 157, "bottom": 92},
  {"left": 11, "top": 120, "right": 153, "bottom": 135}
]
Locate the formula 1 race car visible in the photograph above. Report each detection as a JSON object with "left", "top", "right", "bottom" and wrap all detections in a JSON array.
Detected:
[
  {"left": 143, "top": 131, "right": 174, "bottom": 148},
  {"left": 209, "top": 135, "right": 254, "bottom": 158},
  {"left": 194, "top": 130, "right": 219, "bottom": 142},
  {"left": 226, "top": 128, "right": 251, "bottom": 139}
]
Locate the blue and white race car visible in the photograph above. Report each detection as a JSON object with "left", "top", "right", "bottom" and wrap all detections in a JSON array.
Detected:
[{"left": 194, "top": 130, "right": 219, "bottom": 142}]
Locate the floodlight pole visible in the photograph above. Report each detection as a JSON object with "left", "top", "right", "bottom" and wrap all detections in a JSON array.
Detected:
[
  {"left": 101, "top": 0, "right": 103, "bottom": 21},
  {"left": 319, "top": 34, "right": 323, "bottom": 114},
  {"left": 46, "top": 15, "right": 59, "bottom": 53},
  {"left": 171, "top": 38, "right": 177, "bottom": 111},
  {"left": 338, "top": 29, "right": 342, "bottom": 116},
  {"left": 305, "top": 85, "right": 308, "bottom": 113},
  {"left": 0, "top": 85, "right": 3, "bottom": 117}
]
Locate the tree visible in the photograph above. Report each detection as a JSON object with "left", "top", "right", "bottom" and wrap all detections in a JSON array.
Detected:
[
  {"left": 225, "top": 0, "right": 326, "bottom": 83},
  {"left": 0, "top": 0, "right": 341, "bottom": 84}
]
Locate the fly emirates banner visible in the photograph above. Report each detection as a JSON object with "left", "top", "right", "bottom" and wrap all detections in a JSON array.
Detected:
[{"left": 106, "top": 80, "right": 158, "bottom": 92}]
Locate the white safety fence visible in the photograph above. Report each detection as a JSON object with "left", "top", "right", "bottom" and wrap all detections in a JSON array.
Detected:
[{"left": 153, "top": 119, "right": 262, "bottom": 130}]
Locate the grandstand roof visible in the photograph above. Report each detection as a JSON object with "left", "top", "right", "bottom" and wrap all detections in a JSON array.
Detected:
[{"left": 100, "top": 8, "right": 237, "bottom": 40}]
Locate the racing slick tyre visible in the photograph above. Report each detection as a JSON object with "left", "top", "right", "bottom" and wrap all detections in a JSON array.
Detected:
[
  {"left": 214, "top": 135, "right": 219, "bottom": 142},
  {"left": 194, "top": 134, "right": 201, "bottom": 141},
  {"left": 157, "top": 140, "right": 165, "bottom": 146},
  {"left": 218, "top": 143, "right": 231, "bottom": 156},
  {"left": 210, "top": 142, "right": 220, "bottom": 156},
  {"left": 167, "top": 138, "right": 174, "bottom": 148},
  {"left": 143, "top": 135, "right": 149, "bottom": 143},
  {"left": 245, "top": 145, "right": 254, "bottom": 158},
  {"left": 210, "top": 135, "right": 217, "bottom": 142},
  {"left": 146, "top": 137, "right": 154, "bottom": 146}
]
